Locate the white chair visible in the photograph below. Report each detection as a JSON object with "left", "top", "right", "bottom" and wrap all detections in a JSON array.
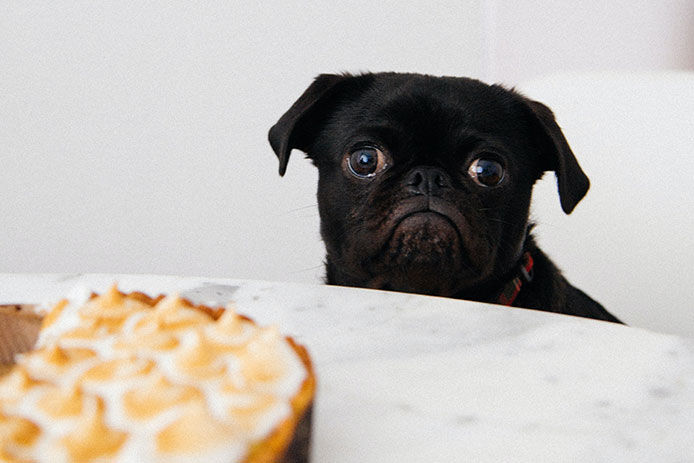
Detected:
[{"left": 518, "top": 71, "right": 694, "bottom": 336}]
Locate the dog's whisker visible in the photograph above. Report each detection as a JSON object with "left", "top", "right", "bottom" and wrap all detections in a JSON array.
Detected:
[
  {"left": 289, "top": 265, "right": 325, "bottom": 275},
  {"left": 284, "top": 204, "right": 319, "bottom": 214}
]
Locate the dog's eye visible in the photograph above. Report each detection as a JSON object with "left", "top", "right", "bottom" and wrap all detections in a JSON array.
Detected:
[
  {"left": 347, "top": 147, "right": 386, "bottom": 178},
  {"left": 468, "top": 158, "right": 504, "bottom": 187}
]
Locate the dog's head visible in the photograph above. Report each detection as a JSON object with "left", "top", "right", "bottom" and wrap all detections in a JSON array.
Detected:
[{"left": 269, "top": 73, "right": 589, "bottom": 297}]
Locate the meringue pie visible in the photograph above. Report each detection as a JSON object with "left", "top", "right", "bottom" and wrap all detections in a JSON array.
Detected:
[{"left": 0, "top": 286, "right": 314, "bottom": 463}]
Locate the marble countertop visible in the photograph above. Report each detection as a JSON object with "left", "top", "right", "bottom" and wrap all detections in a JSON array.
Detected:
[{"left": 1, "top": 273, "right": 693, "bottom": 462}]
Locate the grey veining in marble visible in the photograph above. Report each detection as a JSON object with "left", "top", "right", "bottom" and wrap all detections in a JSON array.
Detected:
[{"left": 1, "top": 274, "right": 693, "bottom": 462}]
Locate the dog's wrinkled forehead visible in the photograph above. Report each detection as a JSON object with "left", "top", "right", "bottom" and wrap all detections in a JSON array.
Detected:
[
  {"left": 366, "top": 75, "right": 516, "bottom": 120},
  {"left": 326, "top": 75, "right": 532, "bottom": 158}
]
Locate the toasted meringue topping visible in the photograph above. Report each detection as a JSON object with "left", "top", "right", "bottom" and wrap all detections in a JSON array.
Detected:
[
  {"left": 79, "top": 286, "right": 148, "bottom": 328},
  {"left": 227, "top": 392, "right": 278, "bottom": 433},
  {"left": 80, "top": 357, "right": 154, "bottom": 383},
  {"left": 42, "top": 345, "right": 96, "bottom": 368},
  {"left": 61, "top": 323, "right": 103, "bottom": 341},
  {"left": 137, "top": 294, "right": 212, "bottom": 332},
  {"left": 123, "top": 374, "right": 202, "bottom": 420},
  {"left": 114, "top": 329, "right": 180, "bottom": 352},
  {"left": 21, "top": 346, "right": 97, "bottom": 383},
  {"left": 36, "top": 385, "right": 84, "bottom": 418},
  {"left": 0, "top": 412, "right": 40, "bottom": 446},
  {"left": 156, "top": 402, "right": 233, "bottom": 453},
  {"left": 175, "top": 329, "right": 228, "bottom": 380},
  {"left": 60, "top": 398, "right": 127, "bottom": 462},
  {"left": 41, "top": 299, "right": 68, "bottom": 329},
  {"left": 240, "top": 326, "right": 287, "bottom": 384},
  {"left": 0, "top": 367, "right": 38, "bottom": 403},
  {"left": 0, "top": 285, "right": 310, "bottom": 463},
  {"left": 215, "top": 307, "right": 244, "bottom": 336}
]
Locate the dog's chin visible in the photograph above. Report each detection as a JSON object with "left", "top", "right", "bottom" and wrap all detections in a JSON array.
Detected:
[{"left": 376, "top": 212, "right": 467, "bottom": 296}]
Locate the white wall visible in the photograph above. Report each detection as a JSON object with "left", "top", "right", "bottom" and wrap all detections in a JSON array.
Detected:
[
  {"left": 2, "top": 2, "right": 693, "bottom": 333},
  {"left": 1, "top": 0, "right": 485, "bottom": 281},
  {"left": 487, "top": 0, "right": 694, "bottom": 83}
]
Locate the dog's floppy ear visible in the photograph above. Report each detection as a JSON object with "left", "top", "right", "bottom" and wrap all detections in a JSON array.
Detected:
[
  {"left": 269, "top": 73, "right": 356, "bottom": 176},
  {"left": 522, "top": 97, "right": 590, "bottom": 214}
]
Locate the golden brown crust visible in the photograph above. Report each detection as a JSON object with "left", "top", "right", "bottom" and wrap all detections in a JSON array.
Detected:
[{"left": 243, "top": 339, "right": 315, "bottom": 463}]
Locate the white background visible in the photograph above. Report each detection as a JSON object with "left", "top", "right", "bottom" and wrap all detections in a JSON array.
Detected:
[{"left": 2, "top": 1, "right": 693, "bottom": 332}]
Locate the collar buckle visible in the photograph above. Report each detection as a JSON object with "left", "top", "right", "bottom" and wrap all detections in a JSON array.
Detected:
[
  {"left": 496, "top": 252, "right": 534, "bottom": 306},
  {"left": 520, "top": 252, "right": 534, "bottom": 283}
]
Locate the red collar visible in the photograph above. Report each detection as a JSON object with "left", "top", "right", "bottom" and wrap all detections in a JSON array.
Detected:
[{"left": 496, "top": 252, "right": 534, "bottom": 306}]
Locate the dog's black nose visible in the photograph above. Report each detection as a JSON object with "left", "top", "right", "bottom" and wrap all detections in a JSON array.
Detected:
[{"left": 406, "top": 167, "right": 450, "bottom": 196}]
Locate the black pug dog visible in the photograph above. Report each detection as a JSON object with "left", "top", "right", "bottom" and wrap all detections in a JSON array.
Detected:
[{"left": 269, "top": 72, "right": 621, "bottom": 323}]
